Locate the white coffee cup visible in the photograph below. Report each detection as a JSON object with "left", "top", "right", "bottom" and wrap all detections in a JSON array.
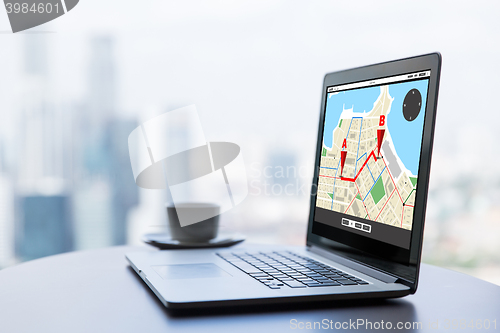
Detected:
[{"left": 166, "top": 203, "right": 220, "bottom": 243}]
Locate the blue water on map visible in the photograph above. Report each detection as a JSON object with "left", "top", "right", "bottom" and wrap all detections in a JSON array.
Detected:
[
  {"left": 322, "top": 79, "right": 429, "bottom": 176},
  {"left": 323, "top": 86, "right": 380, "bottom": 148},
  {"left": 387, "top": 79, "right": 429, "bottom": 175}
]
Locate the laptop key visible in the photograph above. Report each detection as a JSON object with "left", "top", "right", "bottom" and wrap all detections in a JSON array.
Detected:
[
  {"left": 270, "top": 274, "right": 287, "bottom": 279},
  {"left": 319, "top": 282, "right": 341, "bottom": 286},
  {"left": 314, "top": 270, "right": 330, "bottom": 274},
  {"left": 324, "top": 274, "right": 341, "bottom": 278},
  {"left": 299, "top": 278, "right": 316, "bottom": 283},
  {"left": 283, "top": 280, "right": 306, "bottom": 288},
  {"left": 336, "top": 279, "right": 357, "bottom": 285},
  {"left": 263, "top": 270, "right": 280, "bottom": 274},
  {"left": 310, "top": 283, "right": 341, "bottom": 287},
  {"left": 304, "top": 265, "right": 321, "bottom": 270},
  {"left": 315, "top": 278, "right": 330, "bottom": 282},
  {"left": 263, "top": 279, "right": 280, "bottom": 284},
  {"left": 251, "top": 274, "right": 269, "bottom": 278},
  {"left": 231, "top": 262, "right": 262, "bottom": 274},
  {"left": 305, "top": 273, "right": 322, "bottom": 278},
  {"left": 302, "top": 280, "right": 320, "bottom": 285}
]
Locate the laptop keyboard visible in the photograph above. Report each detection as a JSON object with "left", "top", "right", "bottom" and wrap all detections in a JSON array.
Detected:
[{"left": 217, "top": 251, "right": 369, "bottom": 290}]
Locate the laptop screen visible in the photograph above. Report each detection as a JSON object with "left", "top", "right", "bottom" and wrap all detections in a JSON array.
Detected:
[{"left": 312, "top": 70, "right": 430, "bottom": 260}]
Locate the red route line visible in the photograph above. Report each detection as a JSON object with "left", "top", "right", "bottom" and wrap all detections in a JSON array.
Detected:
[
  {"left": 319, "top": 149, "right": 377, "bottom": 183},
  {"left": 380, "top": 154, "right": 403, "bottom": 204},
  {"left": 405, "top": 204, "right": 414, "bottom": 208},
  {"left": 355, "top": 182, "right": 371, "bottom": 220},
  {"left": 339, "top": 150, "right": 377, "bottom": 182},
  {"left": 319, "top": 148, "right": 405, "bottom": 223},
  {"left": 375, "top": 188, "right": 395, "bottom": 222}
]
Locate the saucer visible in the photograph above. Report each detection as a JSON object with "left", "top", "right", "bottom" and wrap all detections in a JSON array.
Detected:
[{"left": 143, "top": 233, "right": 245, "bottom": 250}]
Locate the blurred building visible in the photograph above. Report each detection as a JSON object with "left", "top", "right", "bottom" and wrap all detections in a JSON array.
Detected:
[
  {"left": 18, "top": 195, "right": 72, "bottom": 261},
  {"left": 106, "top": 119, "right": 139, "bottom": 244},
  {"left": 72, "top": 180, "right": 113, "bottom": 249},
  {"left": 72, "top": 36, "right": 138, "bottom": 249},
  {"left": 0, "top": 174, "right": 15, "bottom": 268},
  {"left": 15, "top": 34, "right": 74, "bottom": 261}
]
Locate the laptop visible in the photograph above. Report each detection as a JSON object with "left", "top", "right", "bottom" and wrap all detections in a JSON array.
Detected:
[{"left": 126, "top": 53, "right": 441, "bottom": 309}]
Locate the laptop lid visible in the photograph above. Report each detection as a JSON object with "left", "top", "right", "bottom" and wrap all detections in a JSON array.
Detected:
[{"left": 306, "top": 53, "right": 441, "bottom": 293}]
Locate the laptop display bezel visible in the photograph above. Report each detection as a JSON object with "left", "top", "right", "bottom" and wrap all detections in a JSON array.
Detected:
[{"left": 306, "top": 53, "right": 441, "bottom": 293}]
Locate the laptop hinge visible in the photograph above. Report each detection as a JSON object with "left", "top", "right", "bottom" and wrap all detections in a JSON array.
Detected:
[{"left": 308, "top": 245, "right": 399, "bottom": 284}]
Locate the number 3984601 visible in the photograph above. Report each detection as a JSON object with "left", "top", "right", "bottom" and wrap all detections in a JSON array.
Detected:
[{"left": 5, "top": 2, "right": 60, "bottom": 14}]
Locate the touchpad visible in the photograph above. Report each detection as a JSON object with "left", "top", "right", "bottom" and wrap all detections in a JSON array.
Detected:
[{"left": 152, "top": 263, "right": 231, "bottom": 280}]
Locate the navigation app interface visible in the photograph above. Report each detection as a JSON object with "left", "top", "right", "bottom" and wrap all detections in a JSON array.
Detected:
[{"left": 314, "top": 71, "right": 430, "bottom": 249}]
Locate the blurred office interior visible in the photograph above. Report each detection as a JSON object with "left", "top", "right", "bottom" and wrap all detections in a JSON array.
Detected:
[{"left": 0, "top": 1, "right": 499, "bottom": 285}]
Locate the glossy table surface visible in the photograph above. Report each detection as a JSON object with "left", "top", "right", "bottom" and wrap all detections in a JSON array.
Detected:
[{"left": 0, "top": 245, "right": 499, "bottom": 332}]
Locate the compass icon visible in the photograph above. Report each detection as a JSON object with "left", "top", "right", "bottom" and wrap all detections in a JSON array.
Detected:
[{"left": 403, "top": 89, "right": 422, "bottom": 121}]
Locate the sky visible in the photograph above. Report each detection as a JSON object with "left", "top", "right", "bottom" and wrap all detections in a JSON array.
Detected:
[{"left": 1, "top": 1, "right": 498, "bottom": 144}]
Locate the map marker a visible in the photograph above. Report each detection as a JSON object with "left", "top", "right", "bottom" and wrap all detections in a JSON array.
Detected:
[{"left": 340, "top": 150, "right": 347, "bottom": 176}]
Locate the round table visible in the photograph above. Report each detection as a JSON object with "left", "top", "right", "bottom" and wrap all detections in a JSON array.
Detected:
[{"left": 0, "top": 245, "right": 499, "bottom": 332}]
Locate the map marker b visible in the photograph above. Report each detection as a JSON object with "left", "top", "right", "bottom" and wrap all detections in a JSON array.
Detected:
[{"left": 377, "top": 129, "right": 385, "bottom": 158}]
